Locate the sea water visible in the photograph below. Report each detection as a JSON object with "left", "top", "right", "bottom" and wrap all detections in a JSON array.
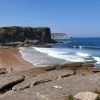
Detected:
[{"left": 19, "top": 38, "right": 100, "bottom": 68}]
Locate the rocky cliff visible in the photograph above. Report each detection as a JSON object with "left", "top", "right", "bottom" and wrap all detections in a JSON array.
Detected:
[{"left": 0, "top": 26, "right": 56, "bottom": 46}]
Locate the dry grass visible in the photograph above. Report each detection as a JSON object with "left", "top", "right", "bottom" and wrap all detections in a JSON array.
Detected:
[
  {"left": 65, "top": 95, "right": 73, "bottom": 100},
  {"left": 94, "top": 90, "right": 100, "bottom": 100},
  {"left": 94, "top": 90, "right": 100, "bottom": 95}
]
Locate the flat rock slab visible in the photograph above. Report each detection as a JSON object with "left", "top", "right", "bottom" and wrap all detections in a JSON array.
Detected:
[
  {"left": 0, "top": 90, "right": 65, "bottom": 100},
  {"left": 12, "top": 69, "right": 74, "bottom": 91},
  {"left": 1, "top": 73, "right": 100, "bottom": 100},
  {"left": 74, "top": 92, "right": 99, "bottom": 100}
]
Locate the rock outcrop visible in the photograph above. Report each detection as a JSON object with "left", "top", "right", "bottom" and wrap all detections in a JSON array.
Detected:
[
  {"left": 74, "top": 92, "right": 99, "bottom": 100},
  {"left": 0, "top": 75, "right": 25, "bottom": 93},
  {"left": 0, "top": 26, "right": 56, "bottom": 46},
  {"left": 0, "top": 65, "right": 100, "bottom": 100}
]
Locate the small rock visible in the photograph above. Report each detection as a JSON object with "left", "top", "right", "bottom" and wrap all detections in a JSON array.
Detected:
[
  {"left": 52, "top": 86, "right": 62, "bottom": 90},
  {"left": 74, "top": 92, "right": 99, "bottom": 100}
]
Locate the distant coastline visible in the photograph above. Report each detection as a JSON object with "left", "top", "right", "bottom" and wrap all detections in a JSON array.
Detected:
[{"left": 51, "top": 33, "right": 70, "bottom": 39}]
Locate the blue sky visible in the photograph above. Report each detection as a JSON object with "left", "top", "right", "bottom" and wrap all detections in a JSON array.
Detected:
[{"left": 0, "top": 0, "right": 100, "bottom": 37}]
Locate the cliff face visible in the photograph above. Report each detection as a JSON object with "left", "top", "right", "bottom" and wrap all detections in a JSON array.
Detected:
[{"left": 0, "top": 26, "right": 56, "bottom": 44}]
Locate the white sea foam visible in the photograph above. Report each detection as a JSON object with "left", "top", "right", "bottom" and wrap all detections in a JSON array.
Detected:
[
  {"left": 34, "top": 47, "right": 85, "bottom": 62},
  {"left": 93, "top": 57, "right": 100, "bottom": 64},
  {"left": 19, "top": 47, "right": 43, "bottom": 66},
  {"left": 76, "top": 52, "right": 91, "bottom": 57},
  {"left": 63, "top": 41, "right": 71, "bottom": 43}
]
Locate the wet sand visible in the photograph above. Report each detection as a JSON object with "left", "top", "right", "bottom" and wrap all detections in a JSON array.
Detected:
[{"left": 0, "top": 48, "right": 33, "bottom": 73}]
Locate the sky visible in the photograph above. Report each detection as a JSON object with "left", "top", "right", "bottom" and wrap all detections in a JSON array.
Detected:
[{"left": 0, "top": 0, "right": 100, "bottom": 37}]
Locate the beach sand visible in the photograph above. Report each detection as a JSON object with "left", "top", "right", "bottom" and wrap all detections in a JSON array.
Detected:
[{"left": 0, "top": 47, "right": 33, "bottom": 73}]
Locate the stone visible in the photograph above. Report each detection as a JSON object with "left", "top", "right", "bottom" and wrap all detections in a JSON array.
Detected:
[
  {"left": 52, "top": 86, "right": 62, "bottom": 90},
  {"left": 31, "top": 78, "right": 52, "bottom": 86},
  {"left": 39, "top": 66, "right": 56, "bottom": 71},
  {"left": 0, "top": 68, "right": 7, "bottom": 74},
  {"left": 74, "top": 92, "right": 99, "bottom": 100},
  {"left": 82, "top": 63, "right": 94, "bottom": 68},
  {"left": 60, "top": 62, "right": 83, "bottom": 69}
]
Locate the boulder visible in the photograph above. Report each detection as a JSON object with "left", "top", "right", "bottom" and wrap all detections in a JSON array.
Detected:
[{"left": 74, "top": 92, "right": 99, "bottom": 100}]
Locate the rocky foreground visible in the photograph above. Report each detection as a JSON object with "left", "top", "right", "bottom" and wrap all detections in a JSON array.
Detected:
[{"left": 0, "top": 63, "right": 100, "bottom": 100}]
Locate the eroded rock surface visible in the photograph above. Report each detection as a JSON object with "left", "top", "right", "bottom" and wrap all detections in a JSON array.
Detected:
[
  {"left": 74, "top": 92, "right": 99, "bottom": 100},
  {"left": 0, "top": 66, "right": 100, "bottom": 100},
  {"left": 0, "top": 75, "right": 25, "bottom": 93}
]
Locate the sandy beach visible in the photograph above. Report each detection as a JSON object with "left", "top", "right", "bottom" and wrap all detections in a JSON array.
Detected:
[{"left": 0, "top": 48, "right": 33, "bottom": 73}]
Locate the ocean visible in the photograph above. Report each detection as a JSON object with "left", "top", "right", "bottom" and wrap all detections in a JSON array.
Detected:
[{"left": 19, "top": 38, "right": 100, "bottom": 68}]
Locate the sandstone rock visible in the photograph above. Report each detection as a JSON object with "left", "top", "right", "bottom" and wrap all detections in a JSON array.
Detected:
[
  {"left": 39, "top": 66, "right": 56, "bottom": 71},
  {"left": 0, "top": 90, "right": 65, "bottom": 100},
  {"left": 0, "top": 75, "right": 25, "bottom": 93},
  {"left": 74, "top": 92, "right": 99, "bottom": 100},
  {"left": 60, "top": 62, "right": 83, "bottom": 70},
  {"left": 0, "top": 71, "right": 100, "bottom": 100},
  {"left": 31, "top": 78, "right": 52, "bottom": 86},
  {"left": 0, "top": 68, "right": 7, "bottom": 74},
  {"left": 4, "top": 42, "right": 24, "bottom": 47},
  {"left": 82, "top": 63, "right": 94, "bottom": 68},
  {"left": 12, "top": 69, "right": 74, "bottom": 91},
  {"left": 92, "top": 68, "right": 100, "bottom": 73}
]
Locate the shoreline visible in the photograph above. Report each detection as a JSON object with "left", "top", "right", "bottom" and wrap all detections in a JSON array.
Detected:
[
  {"left": 19, "top": 46, "right": 100, "bottom": 68},
  {"left": 0, "top": 47, "right": 99, "bottom": 74},
  {"left": 19, "top": 47, "right": 67, "bottom": 67}
]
